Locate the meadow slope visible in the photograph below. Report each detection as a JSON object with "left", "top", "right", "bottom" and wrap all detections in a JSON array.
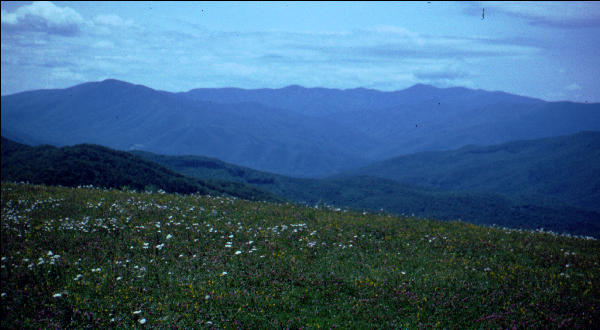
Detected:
[{"left": 1, "top": 183, "right": 598, "bottom": 328}]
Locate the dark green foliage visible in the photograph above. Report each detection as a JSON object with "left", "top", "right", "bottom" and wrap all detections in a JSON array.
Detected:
[
  {"left": 1, "top": 137, "right": 280, "bottom": 202},
  {"left": 349, "top": 131, "right": 600, "bottom": 212},
  {"left": 133, "top": 145, "right": 600, "bottom": 238}
]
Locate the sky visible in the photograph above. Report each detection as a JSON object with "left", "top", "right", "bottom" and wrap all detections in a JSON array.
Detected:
[{"left": 1, "top": 1, "right": 599, "bottom": 102}]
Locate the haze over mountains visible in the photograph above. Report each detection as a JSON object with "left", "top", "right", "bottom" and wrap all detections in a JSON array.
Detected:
[{"left": 3, "top": 79, "right": 599, "bottom": 177}]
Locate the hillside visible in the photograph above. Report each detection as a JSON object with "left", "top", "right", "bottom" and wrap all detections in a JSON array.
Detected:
[
  {"left": 1, "top": 137, "right": 279, "bottom": 202},
  {"left": 2, "top": 183, "right": 598, "bottom": 328},
  {"left": 133, "top": 147, "right": 600, "bottom": 238},
  {"left": 348, "top": 131, "right": 600, "bottom": 212},
  {"left": 3, "top": 79, "right": 600, "bottom": 177}
]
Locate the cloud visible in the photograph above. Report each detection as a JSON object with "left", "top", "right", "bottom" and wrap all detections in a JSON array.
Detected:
[
  {"left": 93, "top": 14, "right": 133, "bottom": 28},
  {"left": 414, "top": 70, "right": 470, "bottom": 81},
  {"left": 565, "top": 83, "right": 581, "bottom": 91},
  {"left": 281, "top": 30, "right": 539, "bottom": 64},
  {"left": 473, "top": 2, "right": 600, "bottom": 28},
  {"left": 1, "top": 1, "right": 85, "bottom": 35},
  {"left": 1, "top": 2, "right": 135, "bottom": 38}
]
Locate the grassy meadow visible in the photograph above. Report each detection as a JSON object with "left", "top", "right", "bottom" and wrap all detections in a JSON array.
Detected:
[{"left": 1, "top": 182, "right": 599, "bottom": 328}]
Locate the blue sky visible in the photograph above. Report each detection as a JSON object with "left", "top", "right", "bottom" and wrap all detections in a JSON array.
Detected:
[{"left": 2, "top": 1, "right": 599, "bottom": 102}]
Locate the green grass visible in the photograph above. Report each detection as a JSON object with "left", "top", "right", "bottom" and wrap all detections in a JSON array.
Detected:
[{"left": 2, "top": 182, "right": 599, "bottom": 328}]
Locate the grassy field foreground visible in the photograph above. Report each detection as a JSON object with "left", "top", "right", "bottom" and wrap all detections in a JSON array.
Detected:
[{"left": 1, "top": 182, "right": 599, "bottom": 328}]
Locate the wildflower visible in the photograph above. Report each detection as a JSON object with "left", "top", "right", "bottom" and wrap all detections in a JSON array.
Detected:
[
  {"left": 235, "top": 250, "right": 242, "bottom": 255},
  {"left": 205, "top": 295, "right": 210, "bottom": 300},
  {"left": 53, "top": 293, "right": 62, "bottom": 298},
  {"left": 143, "top": 242, "right": 149, "bottom": 249},
  {"left": 133, "top": 310, "right": 142, "bottom": 315},
  {"left": 156, "top": 243, "right": 165, "bottom": 250},
  {"left": 47, "top": 251, "right": 53, "bottom": 256},
  {"left": 221, "top": 271, "right": 228, "bottom": 276},
  {"left": 166, "top": 234, "right": 173, "bottom": 240},
  {"left": 74, "top": 274, "right": 83, "bottom": 281},
  {"left": 116, "top": 276, "right": 122, "bottom": 281},
  {"left": 401, "top": 271, "right": 406, "bottom": 275},
  {"left": 139, "top": 318, "right": 146, "bottom": 324}
]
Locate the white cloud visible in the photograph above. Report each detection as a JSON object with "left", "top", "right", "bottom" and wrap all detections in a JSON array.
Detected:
[
  {"left": 565, "top": 83, "right": 581, "bottom": 91},
  {"left": 1, "top": 1, "right": 85, "bottom": 35},
  {"left": 1, "top": 2, "right": 135, "bottom": 37},
  {"left": 93, "top": 14, "right": 133, "bottom": 28}
]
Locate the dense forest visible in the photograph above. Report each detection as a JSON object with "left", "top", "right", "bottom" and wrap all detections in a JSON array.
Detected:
[{"left": 1, "top": 137, "right": 280, "bottom": 202}]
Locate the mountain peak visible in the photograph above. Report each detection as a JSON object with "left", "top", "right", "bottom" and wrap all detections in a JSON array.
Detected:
[
  {"left": 404, "top": 83, "right": 438, "bottom": 91},
  {"left": 101, "top": 78, "right": 127, "bottom": 84},
  {"left": 97, "top": 78, "right": 138, "bottom": 88},
  {"left": 282, "top": 84, "right": 305, "bottom": 90}
]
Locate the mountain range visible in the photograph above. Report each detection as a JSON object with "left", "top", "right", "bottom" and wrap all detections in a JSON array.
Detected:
[
  {"left": 2, "top": 79, "right": 599, "bottom": 236},
  {"left": 3, "top": 79, "right": 599, "bottom": 177}
]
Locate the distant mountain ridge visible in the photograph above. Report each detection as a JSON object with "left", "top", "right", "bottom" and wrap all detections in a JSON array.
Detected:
[
  {"left": 181, "top": 83, "right": 543, "bottom": 117},
  {"left": 2, "top": 79, "right": 600, "bottom": 177}
]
